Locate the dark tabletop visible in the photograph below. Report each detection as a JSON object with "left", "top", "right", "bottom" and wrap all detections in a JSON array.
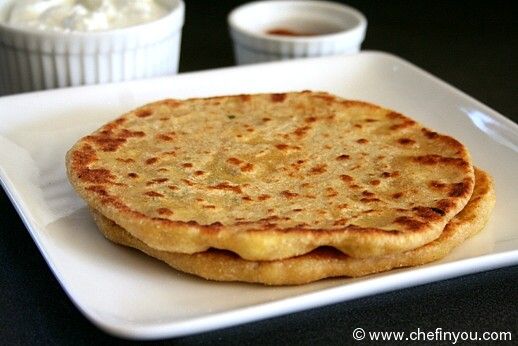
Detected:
[{"left": 1, "top": 1, "right": 517, "bottom": 345}]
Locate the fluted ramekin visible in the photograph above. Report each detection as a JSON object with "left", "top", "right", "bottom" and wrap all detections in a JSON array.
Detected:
[
  {"left": 0, "top": 0, "right": 184, "bottom": 95},
  {"left": 228, "top": 0, "right": 367, "bottom": 65}
]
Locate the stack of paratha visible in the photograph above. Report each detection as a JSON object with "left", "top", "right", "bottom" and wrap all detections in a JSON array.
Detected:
[{"left": 66, "top": 91, "right": 495, "bottom": 285}]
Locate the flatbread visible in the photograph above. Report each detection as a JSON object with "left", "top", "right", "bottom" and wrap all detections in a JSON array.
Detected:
[
  {"left": 91, "top": 168, "right": 494, "bottom": 285},
  {"left": 67, "top": 91, "right": 475, "bottom": 260}
]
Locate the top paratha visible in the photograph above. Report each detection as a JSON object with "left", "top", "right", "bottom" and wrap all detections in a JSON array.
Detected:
[{"left": 66, "top": 91, "right": 474, "bottom": 260}]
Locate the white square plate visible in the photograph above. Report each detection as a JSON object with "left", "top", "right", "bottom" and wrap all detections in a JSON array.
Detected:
[{"left": 1, "top": 52, "right": 517, "bottom": 340}]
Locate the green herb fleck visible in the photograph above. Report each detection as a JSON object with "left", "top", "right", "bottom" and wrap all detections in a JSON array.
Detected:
[{"left": 227, "top": 114, "right": 236, "bottom": 119}]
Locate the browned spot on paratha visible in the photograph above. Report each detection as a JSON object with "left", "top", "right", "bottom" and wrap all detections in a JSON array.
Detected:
[
  {"left": 210, "top": 182, "right": 242, "bottom": 194},
  {"left": 271, "top": 93, "right": 286, "bottom": 102},
  {"left": 144, "top": 191, "right": 163, "bottom": 197}
]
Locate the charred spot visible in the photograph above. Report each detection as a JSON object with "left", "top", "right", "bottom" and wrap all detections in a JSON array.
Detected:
[
  {"left": 162, "top": 99, "right": 181, "bottom": 107},
  {"left": 362, "top": 190, "right": 375, "bottom": 197},
  {"left": 422, "top": 128, "right": 439, "bottom": 139},
  {"left": 387, "top": 111, "right": 405, "bottom": 119},
  {"left": 392, "top": 192, "right": 404, "bottom": 199},
  {"left": 360, "top": 197, "right": 381, "bottom": 202},
  {"left": 258, "top": 194, "right": 271, "bottom": 201},
  {"left": 194, "top": 170, "right": 205, "bottom": 176},
  {"left": 354, "top": 124, "right": 363, "bottom": 129},
  {"left": 116, "top": 158, "right": 134, "bottom": 163},
  {"left": 275, "top": 143, "right": 289, "bottom": 150},
  {"left": 449, "top": 182, "right": 469, "bottom": 197},
  {"left": 305, "top": 116, "right": 317, "bottom": 123},
  {"left": 398, "top": 138, "right": 416, "bottom": 145},
  {"left": 262, "top": 117, "right": 271, "bottom": 122},
  {"left": 240, "top": 163, "right": 254, "bottom": 172},
  {"left": 413, "top": 155, "right": 468, "bottom": 168},
  {"left": 209, "top": 182, "right": 242, "bottom": 194},
  {"left": 293, "top": 125, "right": 311, "bottom": 137},
  {"left": 146, "top": 178, "right": 168, "bottom": 185},
  {"left": 333, "top": 218, "right": 349, "bottom": 226},
  {"left": 181, "top": 179, "right": 194, "bottom": 186},
  {"left": 413, "top": 206, "right": 442, "bottom": 220},
  {"left": 168, "top": 185, "right": 178, "bottom": 190},
  {"left": 102, "top": 117, "right": 126, "bottom": 132},
  {"left": 246, "top": 128, "right": 255, "bottom": 132},
  {"left": 356, "top": 138, "right": 368, "bottom": 144},
  {"left": 292, "top": 208, "right": 303, "bottom": 212},
  {"left": 365, "top": 118, "right": 377, "bottom": 123},
  {"left": 340, "top": 174, "right": 354, "bottom": 183},
  {"left": 394, "top": 216, "right": 425, "bottom": 230},
  {"left": 325, "top": 187, "right": 338, "bottom": 197},
  {"left": 127, "top": 172, "right": 138, "bottom": 178},
  {"left": 203, "top": 205, "right": 216, "bottom": 209},
  {"left": 77, "top": 168, "right": 115, "bottom": 184},
  {"left": 429, "top": 180, "right": 447, "bottom": 189},
  {"left": 239, "top": 94, "right": 251, "bottom": 101},
  {"left": 85, "top": 185, "right": 108, "bottom": 196},
  {"left": 436, "top": 199, "right": 455, "bottom": 211},
  {"left": 431, "top": 207, "right": 445, "bottom": 216},
  {"left": 370, "top": 179, "right": 381, "bottom": 186},
  {"left": 182, "top": 163, "right": 193, "bottom": 168},
  {"left": 271, "top": 93, "right": 287, "bottom": 102},
  {"left": 309, "top": 164, "right": 327, "bottom": 175},
  {"left": 154, "top": 178, "right": 168, "bottom": 183},
  {"left": 145, "top": 157, "right": 158, "bottom": 165},
  {"left": 144, "top": 191, "right": 163, "bottom": 197},
  {"left": 156, "top": 133, "right": 174, "bottom": 141},
  {"left": 297, "top": 159, "right": 306, "bottom": 164},
  {"left": 281, "top": 190, "right": 299, "bottom": 198},
  {"left": 70, "top": 144, "right": 97, "bottom": 167},
  {"left": 119, "top": 129, "right": 145, "bottom": 138},
  {"left": 157, "top": 208, "right": 173, "bottom": 216},
  {"left": 227, "top": 157, "right": 242, "bottom": 165},
  {"left": 336, "top": 154, "right": 350, "bottom": 161},
  {"left": 390, "top": 120, "right": 417, "bottom": 130},
  {"left": 136, "top": 109, "right": 153, "bottom": 118},
  {"left": 242, "top": 196, "right": 253, "bottom": 201},
  {"left": 85, "top": 134, "right": 126, "bottom": 152},
  {"left": 381, "top": 171, "right": 400, "bottom": 178}
]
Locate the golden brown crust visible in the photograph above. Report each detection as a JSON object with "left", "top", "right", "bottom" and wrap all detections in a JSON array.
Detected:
[
  {"left": 91, "top": 168, "right": 494, "bottom": 285},
  {"left": 67, "top": 91, "right": 475, "bottom": 260}
]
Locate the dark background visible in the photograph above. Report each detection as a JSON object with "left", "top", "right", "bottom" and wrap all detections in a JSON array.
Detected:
[{"left": 1, "top": 1, "right": 517, "bottom": 344}]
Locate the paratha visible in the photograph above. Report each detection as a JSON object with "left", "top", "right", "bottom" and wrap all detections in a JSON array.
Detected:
[
  {"left": 67, "top": 91, "right": 475, "bottom": 260},
  {"left": 91, "top": 168, "right": 494, "bottom": 285}
]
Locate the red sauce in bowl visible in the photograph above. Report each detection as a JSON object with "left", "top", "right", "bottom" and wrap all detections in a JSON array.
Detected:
[{"left": 266, "top": 28, "right": 317, "bottom": 36}]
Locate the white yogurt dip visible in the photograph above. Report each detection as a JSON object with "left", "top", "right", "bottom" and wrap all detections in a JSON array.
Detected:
[{"left": 5, "top": 0, "right": 169, "bottom": 32}]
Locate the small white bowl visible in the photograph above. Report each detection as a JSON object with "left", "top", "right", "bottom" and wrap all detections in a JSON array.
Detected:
[
  {"left": 228, "top": 0, "right": 367, "bottom": 65},
  {"left": 0, "top": 0, "right": 184, "bottom": 94}
]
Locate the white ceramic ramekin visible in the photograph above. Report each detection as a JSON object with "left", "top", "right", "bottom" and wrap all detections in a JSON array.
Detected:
[
  {"left": 228, "top": 0, "right": 367, "bottom": 65},
  {"left": 0, "top": 0, "right": 184, "bottom": 95}
]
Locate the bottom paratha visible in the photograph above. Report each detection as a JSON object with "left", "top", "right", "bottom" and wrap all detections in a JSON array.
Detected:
[{"left": 90, "top": 168, "right": 494, "bottom": 285}]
